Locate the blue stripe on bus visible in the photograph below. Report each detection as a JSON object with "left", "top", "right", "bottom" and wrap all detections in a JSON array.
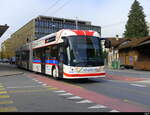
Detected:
[
  {"left": 32, "top": 60, "right": 41, "bottom": 63},
  {"left": 45, "top": 60, "right": 59, "bottom": 65}
]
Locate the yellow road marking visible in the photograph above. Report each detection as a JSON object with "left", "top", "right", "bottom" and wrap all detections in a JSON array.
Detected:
[
  {"left": 0, "top": 101, "right": 13, "bottom": 105},
  {"left": 0, "top": 107, "right": 18, "bottom": 112},
  {"left": 47, "top": 87, "right": 58, "bottom": 90},
  {"left": 0, "top": 91, "right": 7, "bottom": 94},
  {"left": 0, "top": 86, "right": 4, "bottom": 88},
  {"left": 8, "top": 88, "right": 57, "bottom": 93},
  {"left": 0, "top": 88, "right": 5, "bottom": 91},
  {"left": 0, "top": 95, "right": 10, "bottom": 98}
]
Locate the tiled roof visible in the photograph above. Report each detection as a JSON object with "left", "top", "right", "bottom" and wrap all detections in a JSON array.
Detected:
[{"left": 106, "top": 36, "right": 150, "bottom": 50}]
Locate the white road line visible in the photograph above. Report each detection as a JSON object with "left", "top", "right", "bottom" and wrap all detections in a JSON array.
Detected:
[
  {"left": 54, "top": 90, "right": 66, "bottom": 93},
  {"left": 76, "top": 100, "right": 93, "bottom": 104},
  {"left": 88, "top": 105, "right": 107, "bottom": 109},
  {"left": 58, "top": 93, "right": 73, "bottom": 96},
  {"left": 34, "top": 79, "right": 39, "bottom": 81},
  {"left": 131, "top": 84, "right": 147, "bottom": 88},
  {"left": 67, "top": 96, "right": 83, "bottom": 100},
  {"left": 42, "top": 84, "right": 48, "bottom": 86},
  {"left": 136, "top": 80, "right": 150, "bottom": 84},
  {"left": 38, "top": 82, "right": 43, "bottom": 84},
  {"left": 110, "top": 110, "right": 120, "bottom": 112},
  {"left": 32, "top": 79, "right": 36, "bottom": 80}
]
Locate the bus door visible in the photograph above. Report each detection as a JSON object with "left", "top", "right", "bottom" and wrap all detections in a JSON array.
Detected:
[
  {"left": 41, "top": 48, "right": 46, "bottom": 74},
  {"left": 26, "top": 50, "right": 30, "bottom": 70},
  {"left": 58, "top": 44, "right": 64, "bottom": 77}
]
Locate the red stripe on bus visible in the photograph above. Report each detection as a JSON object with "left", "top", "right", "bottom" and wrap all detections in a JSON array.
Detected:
[
  {"left": 32, "top": 62, "right": 41, "bottom": 64},
  {"left": 72, "top": 30, "right": 94, "bottom": 36},
  {"left": 45, "top": 63, "right": 56, "bottom": 66},
  {"left": 72, "top": 30, "right": 85, "bottom": 36},
  {"left": 63, "top": 72, "right": 106, "bottom": 77},
  {"left": 85, "top": 31, "right": 94, "bottom": 36}
]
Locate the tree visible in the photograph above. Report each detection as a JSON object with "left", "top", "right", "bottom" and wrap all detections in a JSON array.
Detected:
[{"left": 124, "top": 0, "right": 149, "bottom": 38}]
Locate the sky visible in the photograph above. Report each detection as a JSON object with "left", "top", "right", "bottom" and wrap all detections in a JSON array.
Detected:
[{"left": 0, "top": 0, "right": 150, "bottom": 45}]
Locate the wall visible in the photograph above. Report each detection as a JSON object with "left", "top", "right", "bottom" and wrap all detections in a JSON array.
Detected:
[
  {"left": 10, "top": 20, "right": 35, "bottom": 57},
  {"left": 119, "top": 49, "right": 139, "bottom": 67}
]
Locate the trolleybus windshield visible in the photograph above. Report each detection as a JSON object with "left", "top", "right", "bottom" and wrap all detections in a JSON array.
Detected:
[{"left": 67, "top": 36, "right": 104, "bottom": 67}]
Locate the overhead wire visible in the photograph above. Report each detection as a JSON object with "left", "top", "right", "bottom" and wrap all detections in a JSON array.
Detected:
[
  {"left": 44, "top": 0, "right": 62, "bottom": 15},
  {"left": 101, "top": 21, "right": 126, "bottom": 29},
  {"left": 49, "top": 0, "right": 73, "bottom": 16}
]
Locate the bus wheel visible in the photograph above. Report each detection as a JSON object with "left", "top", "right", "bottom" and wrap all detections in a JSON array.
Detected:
[{"left": 52, "top": 67, "right": 60, "bottom": 80}]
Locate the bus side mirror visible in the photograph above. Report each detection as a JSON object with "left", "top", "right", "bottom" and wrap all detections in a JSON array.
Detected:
[
  {"left": 104, "top": 40, "right": 111, "bottom": 48},
  {"left": 62, "top": 37, "right": 69, "bottom": 47}
]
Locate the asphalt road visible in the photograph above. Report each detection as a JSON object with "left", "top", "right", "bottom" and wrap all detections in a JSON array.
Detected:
[{"left": 0, "top": 63, "right": 150, "bottom": 112}]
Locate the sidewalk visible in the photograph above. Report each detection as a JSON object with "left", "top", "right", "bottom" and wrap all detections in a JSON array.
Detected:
[
  {"left": 105, "top": 68, "right": 150, "bottom": 82},
  {"left": 0, "top": 63, "right": 24, "bottom": 77},
  {"left": 105, "top": 68, "right": 150, "bottom": 75}
]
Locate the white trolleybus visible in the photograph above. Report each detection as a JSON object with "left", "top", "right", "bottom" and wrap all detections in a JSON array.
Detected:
[{"left": 16, "top": 29, "right": 111, "bottom": 79}]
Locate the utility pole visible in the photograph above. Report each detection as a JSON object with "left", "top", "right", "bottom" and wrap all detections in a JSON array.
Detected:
[{"left": 75, "top": 16, "right": 78, "bottom": 29}]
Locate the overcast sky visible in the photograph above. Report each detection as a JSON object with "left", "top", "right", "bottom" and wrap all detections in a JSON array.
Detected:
[{"left": 0, "top": 0, "right": 150, "bottom": 45}]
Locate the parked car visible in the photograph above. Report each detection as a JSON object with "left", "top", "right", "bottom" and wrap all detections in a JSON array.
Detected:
[{"left": 2, "top": 58, "right": 9, "bottom": 63}]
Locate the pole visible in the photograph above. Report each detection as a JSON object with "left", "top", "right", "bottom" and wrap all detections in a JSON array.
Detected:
[{"left": 75, "top": 16, "right": 78, "bottom": 29}]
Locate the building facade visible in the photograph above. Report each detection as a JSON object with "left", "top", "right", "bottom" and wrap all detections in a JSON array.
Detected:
[
  {"left": 9, "top": 15, "right": 101, "bottom": 57},
  {"left": 1, "top": 38, "right": 13, "bottom": 59}
]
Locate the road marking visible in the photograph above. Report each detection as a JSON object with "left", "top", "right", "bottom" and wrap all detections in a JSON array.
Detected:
[
  {"left": 76, "top": 100, "right": 93, "bottom": 104},
  {"left": 6, "top": 85, "right": 44, "bottom": 89},
  {"left": 42, "top": 84, "right": 48, "bottom": 86},
  {"left": 0, "top": 107, "right": 18, "bottom": 112},
  {"left": 7, "top": 89, "right": 54, "bottom": 93},
  {"left": 58, "top": 93, "right": 73, "bottom": 96},
  {"left": 34, "top": 79, "right": 39, "bottom": 82},
  {"left": 67, "top": 96, "right": 83, "bottom": 100},
  {"left": 47, "top": 87, "right": 58, "bottom": 90},
  {"left": 54, "top": 90, "right": 66, "bottom": 93},
  {"left": 0, "top": 91, "right": 7, "bottom": 94},
  {"left": 110, "top": 110, "right": 120, "bottom": 112},
  {"left": 0, "top": 95, "right": 10, "bottom": 98},
  {"left": 131, "top": 84, "right": 147, "bottom": 88},
  {"left": 0, "top": 101, "right": 13, "bottom": 105},
  {"left": 38, "top": 82, "right": 43, "bottom": 84},
  {"left": 138, "top": 79, "right": 150, "bottom": 83},
  {"left": 0, "top": 86, "right": 4, "bottom": 88},
  {"left": 0, "top": 88, "right": 5, "bottom": 91},
  {"left": 88, "top": 104, "right": 107, "bottom": 109}
]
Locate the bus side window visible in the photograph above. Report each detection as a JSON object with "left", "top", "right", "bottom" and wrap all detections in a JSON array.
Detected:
[
  {"left": 51, "top": 45, "right": 58, "bottom": 60},
  {"left": 45, "top": 46, "right": 52, "bottom": 60},
  {"left": 33, "top": 49, "right": 41, "bottom": 60}
]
